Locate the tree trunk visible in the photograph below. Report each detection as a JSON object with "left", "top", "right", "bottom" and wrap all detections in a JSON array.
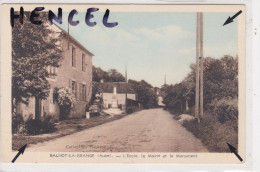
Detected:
[{"left": 35, "top": 97, "right": 41, "bottom": 119}]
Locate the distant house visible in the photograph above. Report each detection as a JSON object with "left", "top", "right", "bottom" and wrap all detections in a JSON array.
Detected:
[
  {"left": 93, "top": 82, "right": 136, "bottom": 109},
  {"left": 16, "top": 24, "right": 94, "bottom": 120},
  {"left": 156, "top": 89, "right": 165, "bottom": 107}
]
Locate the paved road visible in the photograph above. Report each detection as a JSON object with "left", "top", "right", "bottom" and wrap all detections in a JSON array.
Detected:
[{"left": 27, "top": 109, "right": 207, "bottom": 152}]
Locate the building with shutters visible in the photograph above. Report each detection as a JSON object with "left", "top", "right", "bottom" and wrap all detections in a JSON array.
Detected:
[
  {"left": 93, "top": 82, "right": 136, "bottom": 109},
  {"left": 16, "top": 24, "right": 94, "bottom": 120}
]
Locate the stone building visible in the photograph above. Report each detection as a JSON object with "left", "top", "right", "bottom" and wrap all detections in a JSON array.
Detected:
[
  {"left": 16, "top": 24, "right": 94, "bottom": 120},
  {"left": 93, "top": 82, "right": 136, "bottom": 109}
]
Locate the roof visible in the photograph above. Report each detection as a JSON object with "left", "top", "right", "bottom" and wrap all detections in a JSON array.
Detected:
[
  {"left": 52, "top": 23, "right": 94, "bottom": 56},
  {"left": 93, "top": 82, "right": 136, "bottom": 94}
]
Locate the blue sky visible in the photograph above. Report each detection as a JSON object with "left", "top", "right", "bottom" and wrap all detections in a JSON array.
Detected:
[{"left": 56, "top": 12, "right": 237, "bottom": 87}]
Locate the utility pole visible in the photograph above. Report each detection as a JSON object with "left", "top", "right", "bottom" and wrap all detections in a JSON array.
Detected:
[
  {"left": 195, "top": 12, "right": 204, "bottom": 123},
  {"left": 195, "top": 12, "right": 200, "bottom": 122},
  {"left": 199, "top": 12, "right": 204, "bottom": 119},
  {"left": 125, "top": 64, "right": 128, "bottom": 114}
]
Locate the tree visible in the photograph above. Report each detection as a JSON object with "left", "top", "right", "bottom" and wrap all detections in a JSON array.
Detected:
[
  {"left": 162, "top": 55, "right": 238, "bottom": 114},
  {"left": 12, "top": 12, "right": 63, "bottom": 118},
  {"left": 92, "top": 66, "right": 109, "bottom": 82},
  {"left": 92, "top": 66, "right": 125, "bottom": 82},
  {"left": 129, "top": 79, "right": 157, "bottom": 109},
  {"left": 107, "top": 69, "right": 125, "bottom": 82}
]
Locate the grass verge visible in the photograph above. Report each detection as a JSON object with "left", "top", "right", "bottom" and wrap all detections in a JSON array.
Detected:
[
  {"left": 12, "top": 114, "right": 127, "bottom": 150},
  {"left": 181, "top": 113, "right": 238, "bottom": 152}
]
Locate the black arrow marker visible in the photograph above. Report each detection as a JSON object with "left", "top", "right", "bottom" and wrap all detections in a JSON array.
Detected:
[
  {"left": 223, "top": 10, "right": 242, "bottom": 26},
  {"left": 11, "top": 144, "right": 27, "bottom": 163},
  {"left": 227, "top": 143, "right": 243, "bottom": 162}
]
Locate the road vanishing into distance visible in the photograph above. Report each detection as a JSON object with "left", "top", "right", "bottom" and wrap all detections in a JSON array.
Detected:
[{"left": 27, "top": 109, "right": 207, "bottom": 152}]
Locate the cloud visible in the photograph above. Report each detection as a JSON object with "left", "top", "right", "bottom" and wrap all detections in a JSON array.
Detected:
[
  {"left": 68, "top": 23, "right": 237, "bottom": 87},
  {"left": 134, "top": 25, "right": 193, "bottom": 42},
  {"left": 204, "top": 41, "right": 237, "bottom": 58}
]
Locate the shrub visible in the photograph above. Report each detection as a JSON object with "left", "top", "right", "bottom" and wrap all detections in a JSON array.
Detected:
[
  {"left": 25, "top": 115, "right": 56, "bottom": 135},
  {"left": 209, "top": 97, "right": 238, "bottom": 123},
  {"left": 182, "top": 113, "right": 238, "bottom": 152},
  {"left": 90, "top": 112, "right": 100, "bottom": 118},
  {"left": 12, "top": 113, "right": 24, "bottom": 134},
  {"left": 126, "top": 106, "right": 140, "bottom": 114},
  {"left": 17, "top": 125, "right": 27, "bottom": 135},
  {"left": 54, "top": 87, "right": 76, "bottom": 120}
]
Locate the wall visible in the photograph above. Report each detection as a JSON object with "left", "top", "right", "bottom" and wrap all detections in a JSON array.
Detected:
[
  {"left": 103, "top": 93, "right": 136, "bottom": 108},
  {"left": 17, "top": 36, "right": 93, "bottom": 120}
]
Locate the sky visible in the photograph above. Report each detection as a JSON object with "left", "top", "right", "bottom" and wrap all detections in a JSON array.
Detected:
[{"left": 56, "top": 12, "right": 238, "bottom": 87}]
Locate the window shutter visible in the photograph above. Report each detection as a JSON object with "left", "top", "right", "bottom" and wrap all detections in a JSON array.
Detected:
[
  {"left": 83, "top": 84, "right": 86, "bottom": 101},
  {"left": 75, "top": 82, "right": 77, "bottom": 100},
  {"left": 69, "top": 79, "right": 72, "bottom": 89},
  {"left": 79, "top": 83, "right": 82, "bottom": 100}
]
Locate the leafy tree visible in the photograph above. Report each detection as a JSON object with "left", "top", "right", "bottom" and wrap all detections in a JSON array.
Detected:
[
  {"left": 92, "top": 66, "right": 125, "bottom": 82},
  {"left": 162, "top": 55, "right": 238, "bottom": 114},
  {"left": 92, "top": 66, "right": 109, "bottom": 82},
  {"left": 129, "top": 79, "right": 157, "bottom": 109},
  {"left": 12, "top": 13, "right": 63, "bottom": 118},
  {"left": 107, "top": 69, "right": 125, "bottom": 82}
]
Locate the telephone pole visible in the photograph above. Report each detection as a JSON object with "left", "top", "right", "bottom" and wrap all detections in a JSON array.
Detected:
[
  {"left": 195, "top": 12, "right": 200, "bottom": 121},
  {"left": 195, "top": 12, "right": 204, "bottom": 123},
  {"left": 199, "top": 12, "right": 204, "bottom": 119}
]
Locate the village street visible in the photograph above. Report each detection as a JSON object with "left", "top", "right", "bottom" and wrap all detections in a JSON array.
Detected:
[{"left": 27, "top": 109, "right": 207, "bottom": 152}]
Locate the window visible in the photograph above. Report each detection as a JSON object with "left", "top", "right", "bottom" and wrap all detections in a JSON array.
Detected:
[
  {"left": 72, "top": 81, "right": 77, "bottom": 99},
  {"left": 82, "top": 84, "right": 86, "bottom": 101},
  {"left": 72, "top": 47, "right": 76, "bottom": 67},
  {"left": 79, "top": 83, "right": 86, "bottom": 101},
  {"left": 82, "top": 53, "right": 86, "bottom": 72},
  {"left": 47, "top": 66, "right": 57, "bottom": 79}
]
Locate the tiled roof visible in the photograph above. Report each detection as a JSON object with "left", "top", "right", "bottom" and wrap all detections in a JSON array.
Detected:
[{"left": 93, "top": 82, "right": 136, "bottom": 94}]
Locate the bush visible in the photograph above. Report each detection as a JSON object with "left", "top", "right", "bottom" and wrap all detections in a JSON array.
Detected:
[
  {"left": 182, "top": 113, "right": 238, "bottom": 152},
  {"left": 209, "top": 97, "right": 238, "bottom": 123},
  {"left": 90, "top": 112, "right": 100, "bottom": 118},
  {"left": 126, "top": 106, "right": 140, "bottom": 114},
  {"left": 25, "top": 115, "right": 56, "bottom": 135},
  {"left": 54, "top": 87, "right": 76, "bottom": 120},
  {"left": 12, "top": 113, "right": 24, "bottom": 134}
]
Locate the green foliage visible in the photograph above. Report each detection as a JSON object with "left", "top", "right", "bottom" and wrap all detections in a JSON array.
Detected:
[
  {"left": 54, "top": 87, "right": 76, "bottom": 119},
  {"left": 126, "top": 106, "right": 141, "bottom": 114},
  {"left": 129, "top": 79, "right": 158, "bottom": 109},
  {"left": 163, "top": 55, "right": 239, "bottom": 152},
  {"left": 182, "top": 114, "right": 238, "bottom": 152},
  {"left": 163, "top": 55, "right": 238, "bottom": 116},
  {"left": 12, "top": 113, "right": 24, "bottom": 134},
  {"left": 107, "top": 69, "right": 125, "bottom": 82},
  {"left": 93, "top": 66, "right": 158, "bottom": 109},
  {"left": 25, "top": 115, "right": 56, "bottom": 135},
  {"left": 209, "top": 98, "right": 238, "bottom": 124},
  {"left": 12, "top": 12, "right": 63, "bottom": 104},
  {"left": 92, "top": 66, "right": 125, "bottom": 82}
]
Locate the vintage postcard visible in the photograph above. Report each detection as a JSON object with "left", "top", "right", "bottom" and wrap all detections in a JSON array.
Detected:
[{"left": 1, "top": 4, "right": 245, "bottom": 163}]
